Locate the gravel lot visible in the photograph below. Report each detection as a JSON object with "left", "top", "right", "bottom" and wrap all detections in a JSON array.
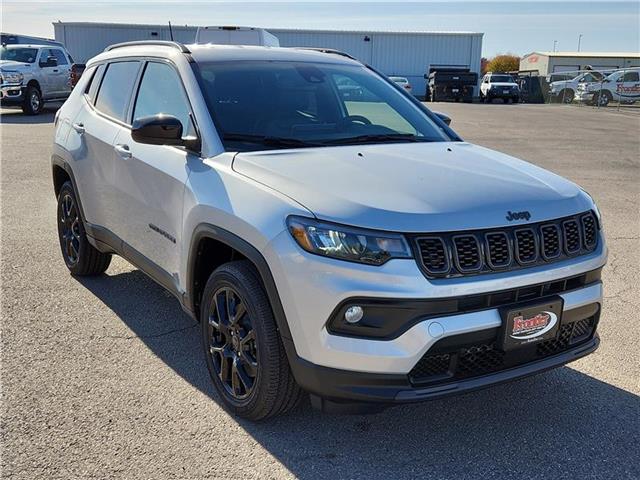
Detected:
[{"left": 1, "top": 103, "right": 639, "bottom": 479}]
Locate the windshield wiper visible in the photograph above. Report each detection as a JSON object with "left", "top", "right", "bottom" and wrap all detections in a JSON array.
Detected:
[
  {"left": 222, "top": 133, "right": 323, "bottom": 148},
  {"left": 323, "top": 133, "right": 434, "bottom": 145}
]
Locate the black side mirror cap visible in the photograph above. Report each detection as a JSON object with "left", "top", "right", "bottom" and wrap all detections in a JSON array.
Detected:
[
  {"left": 131, "top": 114, "right": 186, "bottom": 145},
  {"left": 433, "top": 111, "right": 452, "bottom": 126}
]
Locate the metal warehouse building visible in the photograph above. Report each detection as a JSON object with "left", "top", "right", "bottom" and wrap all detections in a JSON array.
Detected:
[
  {"left": 520, "top": 51, "right": 640, "bottom": 76},
  {"left": 53, "top": 22, "right": 483, "bottom": 96}
]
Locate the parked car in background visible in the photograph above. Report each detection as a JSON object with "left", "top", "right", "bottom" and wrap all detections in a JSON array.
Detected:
[
  {"left": 0, "top": 44, "right": 74, "bottom": 114},
  {"left": 548, "top": 71, "right": 606, "bottom": 103},
  {"left": 52, "top": 41, "right": 606, "bottom": 420},
  {"left": 428, "top": 70, "right": 477, "bottom": 103},
  {"left": 389, "top": 76, "right": 412, "bottom": 94},
  {"left": 480, "top": 72, "right": 520, "bottom": 103},
  {"left": 576, "top": 68, "right": 640, "bottom": 106}
]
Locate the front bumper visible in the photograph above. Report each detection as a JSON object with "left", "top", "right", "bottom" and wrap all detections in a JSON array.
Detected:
[
  {"left": 575, "top": 90, "right": 596, "bottom": 102},
  {"left": 0, "top": 85, "right": 25, "bottom": 105},
  {"left": 287, "top": 333, "right": 599, "bottom": 408},
  {"left": 488, "top": 89, "right": 519, "bottom": 99},
  {"left": 266, "top": 228, "right": 606, "bottom": 374}
]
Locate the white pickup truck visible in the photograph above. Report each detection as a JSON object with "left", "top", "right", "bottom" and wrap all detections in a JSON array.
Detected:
[
  {"left": 0, "top": 44, "right": 74, "bottom": 114},
  {"left": 548, "top": 71, "right": 606, "bottom": 103},
  {"left": 575, "top": 68, "right": 640, "bottom": 106}
]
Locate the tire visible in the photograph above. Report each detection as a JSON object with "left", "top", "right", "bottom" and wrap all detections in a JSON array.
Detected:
[
  {"left": 57, "top": 181, "right": 112, "bottom": 275},
  {"left": 21, "top": 85, "right": 43, "bottom": 115},
  {"left": 595, "top": 90, "right": 612, "bottom": 107},
  {"left": 512, "top": 96, "right": 519, "bottom": 104},
  {"left": 560, "top": 89, "right": 574, "bottom": 103},
  {"left": 201, "top": 260, "right": 302, "bottom": 420}
]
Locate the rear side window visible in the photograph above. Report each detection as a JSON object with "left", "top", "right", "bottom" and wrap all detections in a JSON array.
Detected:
[
  {"left": 84, "top": 64, "right": 105, "bottom": 102},
  {"left": 133, "top": 62, "right": 195, "bottom": 136},
  {"left": 95, "top": 61, "right": 140, "bottom": 122},
  {"left": 622, "top": 71, "right": 639, "bottom": 82}
]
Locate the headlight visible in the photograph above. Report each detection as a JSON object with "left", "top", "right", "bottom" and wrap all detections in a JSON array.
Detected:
[
  {"left": 0, "top": 70, "right": 24, "bottom": 85},
  {"left": 287, "top": 216, "right": 412, "bottom": 265}
]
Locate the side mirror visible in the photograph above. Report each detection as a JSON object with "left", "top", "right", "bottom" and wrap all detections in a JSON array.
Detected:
[
  {"left": 40, "top": 56, "right": 57, "bottom": 68},
  {"left": 132, "top": 114, "right": 201, "bottom": 152},
  {"left": 433, "top": 111, "right": 451, "bottom": 126}
]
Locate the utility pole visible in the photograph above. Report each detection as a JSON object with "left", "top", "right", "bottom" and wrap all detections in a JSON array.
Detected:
[
  {"left": 553, "top": 40, "right": 558, "bottom": 52},
  {"left": 577, "top": 34, "right": 583, "bottom": 52}
]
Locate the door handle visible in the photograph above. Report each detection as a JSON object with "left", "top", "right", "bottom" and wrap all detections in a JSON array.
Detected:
[
  {"left": 72, "top": 122, "right": 85, "bottom": 134},
  {"left": 53, "top": 69, "right": 59, "bottom": 73},
  {"left": 114, "top": 144, "right": 132, "bottom": 159}
]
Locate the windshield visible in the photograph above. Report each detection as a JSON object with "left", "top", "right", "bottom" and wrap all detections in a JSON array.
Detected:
[
  {"left": 0, "top": 47, "right": 38, "bottom": 63},
  {"left": 196, "top": 61, "right": 449, "bottom": 151},
  {"left": 490, "top": 75, "right": 515, "bottom": 83}
]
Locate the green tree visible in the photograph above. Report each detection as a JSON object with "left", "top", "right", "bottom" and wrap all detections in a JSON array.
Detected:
[{"left": 486, "top": 54, "right": 520, "bottom": 73}]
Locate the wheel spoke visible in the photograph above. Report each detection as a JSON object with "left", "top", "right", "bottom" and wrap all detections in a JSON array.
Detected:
[
  {"left": 214, "top": 291, "right": 230, "bottom": 331},
  {"left": 218, "top": 348, "right": 232, "bottom": 383},
  {"left": 232, "top": 302, "right": 246, "bottom": 325},
  {"left": 233, "top": 357, "right": 253, "bottom": 393},
  {"left": 240, "top": 354, "right": 257, "bottom": 378}
]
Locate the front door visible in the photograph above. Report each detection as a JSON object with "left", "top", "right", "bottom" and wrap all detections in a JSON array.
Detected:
[{"left": 110, "top": 60, "right": 198, "bottom": 282}]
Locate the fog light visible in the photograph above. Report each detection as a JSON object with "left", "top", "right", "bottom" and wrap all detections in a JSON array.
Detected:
[{"left": 344, "top": 305, "right": 364, "bottom": 324}]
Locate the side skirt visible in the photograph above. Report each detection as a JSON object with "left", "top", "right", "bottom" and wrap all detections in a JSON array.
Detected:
[{"left": 85, "top": 223, "right": 195, "bottom": 318}]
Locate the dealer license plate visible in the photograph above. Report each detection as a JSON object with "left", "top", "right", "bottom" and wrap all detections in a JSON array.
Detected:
[{"left": 500, "top": 298, "right": 563, "bottom": 351}]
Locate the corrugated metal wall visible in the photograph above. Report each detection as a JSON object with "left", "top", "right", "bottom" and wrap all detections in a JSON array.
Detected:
[{"left": 54, "top": 23, "right": 482, "bottom": 95}]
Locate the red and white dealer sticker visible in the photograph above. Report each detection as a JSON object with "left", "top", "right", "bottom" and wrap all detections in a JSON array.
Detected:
[{"left": 501, "top": 299, "right": 563, "bottom": 350}]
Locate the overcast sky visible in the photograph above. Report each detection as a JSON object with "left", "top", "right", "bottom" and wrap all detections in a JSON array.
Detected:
[{"left": 2, "top": 1, "right": 639, "bottom": 57}]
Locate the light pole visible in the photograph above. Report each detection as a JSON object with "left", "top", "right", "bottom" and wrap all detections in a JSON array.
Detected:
[
  {"left": 578, "top": 34, "right": 583, "bottom": 52},
  {"left": 553, "top": 40, "right": 558, "bottom": 52}
]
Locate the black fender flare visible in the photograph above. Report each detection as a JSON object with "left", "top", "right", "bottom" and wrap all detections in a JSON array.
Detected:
[
  {"left": 186, "top": 223, "right": 295, "bottom": 347},
  {"left": 51, "top": 154, "right": 88, "bottom": 224}
]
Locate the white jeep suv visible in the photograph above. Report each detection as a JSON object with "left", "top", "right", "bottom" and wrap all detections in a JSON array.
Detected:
[{"left": 52, "top": 41, "right": 607, "bottom": 419}]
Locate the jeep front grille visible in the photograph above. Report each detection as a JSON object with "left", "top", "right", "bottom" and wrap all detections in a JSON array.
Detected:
[{"left": 413, "top": 211, "right": 599, "bottom": 278}]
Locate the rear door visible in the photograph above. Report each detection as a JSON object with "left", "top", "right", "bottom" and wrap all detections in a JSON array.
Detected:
[
  {"left": 68, "top": 60, "right": 141, "bottom": 233},
  {"left": 110, "top": 60, "right": 198, "bottom": 280}
]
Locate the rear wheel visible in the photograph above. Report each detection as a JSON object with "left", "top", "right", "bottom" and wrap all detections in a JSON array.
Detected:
[
  {"left": 201, "top": 261, "right": 302, "bottom": 420},
  {"left": 21, "top": 85, "right": 43, "bottom": 115},
  {"left": 57, "top": 182, "right": 112, "bottom": 275}
]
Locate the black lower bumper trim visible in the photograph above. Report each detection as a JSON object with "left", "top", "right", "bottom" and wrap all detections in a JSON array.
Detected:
[{"left": 284, "top": 335, "right": 599, "bottom": 406}]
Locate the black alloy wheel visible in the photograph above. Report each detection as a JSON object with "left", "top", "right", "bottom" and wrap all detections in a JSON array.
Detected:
[
  {"left": 59, "top": 192, "right": 81, "bottom": 266},
  {"left": 56, "top": 181, "right": 111, "bottom": 275},
  {"left": 206, "top": 286, "right": 258, "bottom": 400}
]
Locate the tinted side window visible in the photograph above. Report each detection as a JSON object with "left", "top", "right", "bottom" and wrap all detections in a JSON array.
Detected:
[
  {"left": 85, "top": 64, "right": 105, "bottom": 102},
  {"left": 622, "top": 71, "right": 639, "bottom": 82},
  {"left": 51, "top": 49, "right": 68, "bottom": 66},
  {"left": 95, "top": 61, "right": 140, "bottom": 122},
  {"left": 133, "top": 62, "right": 194, "bottom": 136}
]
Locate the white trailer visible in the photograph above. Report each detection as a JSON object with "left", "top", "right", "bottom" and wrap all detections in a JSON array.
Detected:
[{"left": 195, "top": 26, "right": 279, "bottom": 46}]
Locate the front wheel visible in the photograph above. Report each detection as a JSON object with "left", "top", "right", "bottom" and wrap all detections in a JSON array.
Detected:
[
  {"left": 201, "top": 261, "right": 302, "bottom": 420},
  {"left": 21, "top": 85, "right": 43, "bottom": 115},
  {"left": 595, "top": 90, "right": 612, "bottom": 106},
  {"left": 57, "top": 181, "right": 112, "bottom": 275}
]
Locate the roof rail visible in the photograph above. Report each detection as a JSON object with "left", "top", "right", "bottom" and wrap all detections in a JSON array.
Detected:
[
  {"left": 104, "top": 40, "right": 191, "bottom": 54},
  {"left": 300, "top": 47, "right": 357, "bottom": 61}
]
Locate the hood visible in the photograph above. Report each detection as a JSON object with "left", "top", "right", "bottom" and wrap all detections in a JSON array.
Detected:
[
  {"left": 0, "top": 60, "right": 31, "bottom": 70},
  {"left": 233, "top": 142, "right": 592, "bottom": 232},
  {"left": 490, "top": 82, "right": 518, "bottom": 87}
]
